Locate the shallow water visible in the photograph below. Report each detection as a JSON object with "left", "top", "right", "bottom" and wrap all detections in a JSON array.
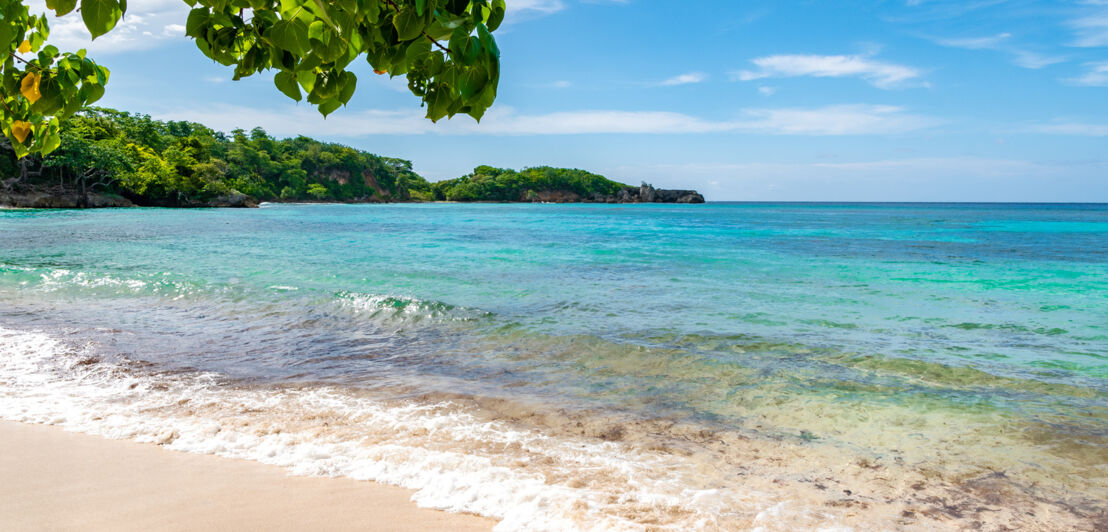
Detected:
[{"left": 1, "top": 203, "right": 1105, "bottom": 530}]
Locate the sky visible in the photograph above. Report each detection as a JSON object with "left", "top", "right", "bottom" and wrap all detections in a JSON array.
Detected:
[{"left": 27, "top": 0, "right": 1108, "bottom": 201}]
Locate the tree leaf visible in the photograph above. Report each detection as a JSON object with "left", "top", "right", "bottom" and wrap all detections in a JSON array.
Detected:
[
  {"left": 393, "top": 6, "right": 424, "bottom": 41},
  {"left": 80, "top": 0, "right": 123, "bottom": 39},
  {"left": 21, "top": 72, "right": 42, "bottom": 103},
  {"left": 46, "top": 0, "right": 78, "bottom": 16},
  {"left": 487, "top": 0, "right": 506, "bottom": 32},
  {"left": 11, "top": 120, "right": 31, "bottom": 143},
  {"left": 273, "top": 71, "right": 301, "bottom": 101},
  {"left": 267, "top": 19, "right": 310, "bottom": 55}
]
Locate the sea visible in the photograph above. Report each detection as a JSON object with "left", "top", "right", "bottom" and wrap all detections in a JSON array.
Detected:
[{"left": 1, "top": 202, "right": 1105, "bottom": 530}]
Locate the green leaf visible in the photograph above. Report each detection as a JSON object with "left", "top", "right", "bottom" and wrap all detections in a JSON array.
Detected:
[
  {"left": 338, "top": 71, "right": 356, "bottom": 104},
  {"left": 318, "top": 98, "right": 341, "bottom": 117},
  {"left": 296, "top": 69, "right": 315, "bottom": 93},
  {"left": 40, "top": 131, "right": 61, "bottom": 155},
  {"left": 46, "top": 0, "right": 78, "bottom": 16},
  {"left": 487, "top": 0, "right": 506, "bottom": 32},
  {"left": 267, "top": 19, "right": 310, "bottom": 55},
  {"left": 80, "top": 0, "right": 123, "bottom": 39},
  {"left": 458, "top": 67, "right": 487, "bottom": 99},
  {"left": 185, "top": 8, "right": 208, "bottom": 38},
  {"left": 0, "top": 22, "right": 12, "bottom": 51},
  {"left": 274, "top": 71, "right": 301, "bottom": 101},
  {"left": 393, "top": 6, "right": 424, "bottom": 41}
]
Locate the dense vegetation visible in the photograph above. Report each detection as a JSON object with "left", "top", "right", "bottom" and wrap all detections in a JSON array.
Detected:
[
  {"left": 432, "top": 165, "right": 625, "bottom": 202},
  {"left": 0, "top": 107, "right": 647, "bottom": 206},
  {"left": 1, "top": 107, "right": 430, "bottom": 205}
]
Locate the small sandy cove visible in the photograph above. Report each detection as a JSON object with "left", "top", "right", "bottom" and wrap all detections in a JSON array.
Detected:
[{"left": 0, "top": 421, "right": 496, "bottom": 531}]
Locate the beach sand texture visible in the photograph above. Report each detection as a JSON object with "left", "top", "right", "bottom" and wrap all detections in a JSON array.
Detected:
[{"left": 0, "top": 421, "right": 496, "bottom": 532}]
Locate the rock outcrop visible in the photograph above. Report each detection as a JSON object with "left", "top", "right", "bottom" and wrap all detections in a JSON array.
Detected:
[
  {"left": 580, "top": 184, "right": 704, "bottom": 204},
  {"left": 0, "top": 190, "right": 134, "bottom": 208}
]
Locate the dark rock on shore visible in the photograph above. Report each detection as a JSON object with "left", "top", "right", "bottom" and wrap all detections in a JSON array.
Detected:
[
  {"left": 0, "top": 185, "right": 259, "bottom": 209},
  {"left": 582, "top": 184, "right": 704, "bottom": 204},
  {"left": 192, "top": 191, "right": 259, "bottom": 208},
  {"left": 0, "top": 190, "right": 134, "bottom": 208}
]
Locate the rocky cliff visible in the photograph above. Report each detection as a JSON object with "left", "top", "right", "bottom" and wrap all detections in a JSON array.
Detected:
[{"left": 582, "top": 184, "right": 704, "bottom": 204}]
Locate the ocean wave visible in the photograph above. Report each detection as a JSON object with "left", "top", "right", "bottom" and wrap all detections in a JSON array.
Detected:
[
  {"left": 336, "top": 291, "right": 493, "bottom": 324},
  {"left": 0, "top": 326, "right": 764, "bottom": 531},
  {"left": 1, "top": 325, "right": 1102, "bottom": 531}
]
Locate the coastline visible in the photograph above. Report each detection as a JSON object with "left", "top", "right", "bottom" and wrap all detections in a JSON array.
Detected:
[{"left": 0, "top": 420, "right": 496, "bottom": 532}]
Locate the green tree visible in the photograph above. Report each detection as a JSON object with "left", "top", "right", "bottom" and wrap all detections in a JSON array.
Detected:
[
  {"left": 0, "top": 0, "right": 504, "bottom": 158},
  {"left": 306, "top": 182, "right": 328, "bottom": 199}
]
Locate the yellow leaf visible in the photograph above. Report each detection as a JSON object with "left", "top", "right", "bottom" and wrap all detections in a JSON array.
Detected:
[
  {"left": 18, "top": 40, "right": 31, "bottom": 54},
  {"left": 20, "top": 73, "right": 41, "bottom": 104},
  {"left": 11, "top": 121, "right": 31, "bottom": 143}
]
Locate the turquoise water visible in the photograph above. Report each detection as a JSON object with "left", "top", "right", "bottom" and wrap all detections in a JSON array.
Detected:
[{"left": 1, "top": 203, "right": 1106, "bottom": 530}]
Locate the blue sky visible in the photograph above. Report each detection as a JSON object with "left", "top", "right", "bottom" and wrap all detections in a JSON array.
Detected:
[{"left": 30, "top": 0, "right": 1108, "bottom": 201}]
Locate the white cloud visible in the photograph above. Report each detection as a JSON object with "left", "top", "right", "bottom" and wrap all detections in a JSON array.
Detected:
[
  {"left": 1009, "top": 50, "right": 1066, "bottom": 69},
  {"left": 27, "top": 0, "right": 190, "bottom": 53},
  {"left": 162, "top": 24, "right": 186, "bottom": 37},
  {"left": 733, "top": 53, "right": 924, "bottom": 89},
  {"left": 1026, "top": 121, "right": 1108, "bottom": 136},
  {"left": 155, "top": 103, "right": 940, "bottom": 137},
  {"left": 934, "top": 32, "right": 1065, "bottom": 69},
  {"left": 757, "top": 86, "right": 777, "bottom": 96},
  {"left": 506, "top": 0, "right": 566, "bottom": 15},
  {"left": 735, "top": 104, "right": 941, "bottom": 135},
  {"left": 658, "top": 72, "right": 707, "bottom": 86},
  {"left": 1070, "top": 13, "right": 1108, "bottom": 47},
  {"left": 937, "top": 33, "right": 1012, "bottom": 49},
  {"left": 1065, "top": 61, "right": 1108, "bottom": 85}
]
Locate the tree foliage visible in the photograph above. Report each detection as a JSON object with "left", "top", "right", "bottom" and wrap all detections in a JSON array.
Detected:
[
  {"left": 6, "top": 107, "right": 434, "bottom": 205},
  {"left": 0, "top": 0, "right": 503, "bottom": 158},
  {"left": 432, "top": 165, "right": 627, "bottom": 202}
]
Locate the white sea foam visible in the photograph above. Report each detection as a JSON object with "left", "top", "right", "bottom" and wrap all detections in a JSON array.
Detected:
[{"left": 0, "top": 325, "right": 813, "bottom": 531}]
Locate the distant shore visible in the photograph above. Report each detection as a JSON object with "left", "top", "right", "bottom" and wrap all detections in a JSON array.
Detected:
[
  {"left": 0, "top": 421, "right": 495, "bottom": 532},
  {"left": 1, "top": 182, "right": 705, "bottom": 209}
]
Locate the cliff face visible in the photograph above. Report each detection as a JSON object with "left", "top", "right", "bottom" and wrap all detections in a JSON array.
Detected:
[{"left": 580, "top": 184, "right": 705, "bottom": 204}]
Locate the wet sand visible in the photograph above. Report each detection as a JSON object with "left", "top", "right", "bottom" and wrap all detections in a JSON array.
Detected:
[{"left": 0, "top": 421, "right": 496, "bottom": 532}]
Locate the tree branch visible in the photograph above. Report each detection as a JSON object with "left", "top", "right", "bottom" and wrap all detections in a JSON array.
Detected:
[{"left": 381, "top": 0, "right": 451, "bottom": 55}]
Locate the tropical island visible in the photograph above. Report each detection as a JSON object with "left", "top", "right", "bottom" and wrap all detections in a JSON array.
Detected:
[{"left": 0, "top": 108, "right": 703, "bottom": 208}]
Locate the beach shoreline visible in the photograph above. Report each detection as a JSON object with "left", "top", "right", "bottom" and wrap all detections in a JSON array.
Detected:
[{"left": 0, "top": 420, "right": 496, "bottom": 532}]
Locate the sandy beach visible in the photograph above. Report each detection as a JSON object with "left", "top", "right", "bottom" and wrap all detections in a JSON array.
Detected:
[{"left": 0, "top": 421, "right": 496, "bottom": 532}]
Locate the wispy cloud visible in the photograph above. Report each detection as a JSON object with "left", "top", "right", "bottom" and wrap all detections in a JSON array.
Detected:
[
  {"left": 937, "top": 32, "right": 1012, "bottom": 49},
  {"left": 1025, "top": 121, "right": 1108, "bottom": 136},
  {"left": 155, "top": 104, "right": 940, "bottom": 137},
  {"left": 734, "top": 104, "right": 940, "bottom": 135},
  {"left": 27, "top": 0, "right": 190, "bottom": 53},
  {"left": 732, "top": 53, "right": 924, "bottom": 89},
  {"left": 506, "top": 0, "right": 566, "bottom": 15},
  {"left": 1065, "top": 61, "right": 1108, "bottom": 85},
  {"left": 1070, "top": 12, "right": 1108, "bottom": 47},
  {"left": 933, "top": 32, "right": 1064, "bottom": 69},
  {"left": 657, "top": 72, "right": 708, "bottom": 86}
]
